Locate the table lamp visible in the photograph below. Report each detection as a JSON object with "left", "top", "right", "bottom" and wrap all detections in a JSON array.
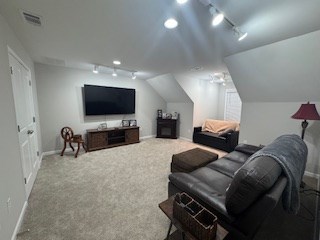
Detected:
[{"left": 291, "top": 102, "right": 320, "bottom": 139}]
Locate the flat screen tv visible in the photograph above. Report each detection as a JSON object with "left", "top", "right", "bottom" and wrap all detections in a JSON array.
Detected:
[{"left": 84, "top": 85, "right": 135, "bottom": 115}]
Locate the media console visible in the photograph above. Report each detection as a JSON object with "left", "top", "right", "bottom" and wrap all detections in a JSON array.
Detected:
[{"left": 86, "top": 126, "right": 139, "bottom": 151}]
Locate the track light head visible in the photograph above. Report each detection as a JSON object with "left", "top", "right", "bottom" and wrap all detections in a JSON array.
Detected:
[
  {"left": 93, "top": 65, "right": 99, "bottom": 74},
  {"left": 209, "top": 7, "right": 224, "bottom": 26},
  {"left": 112, "top": 68, "right": 117, "bottom": 77},
  {"left": 233, "top": 27, "right": 248, "bottom": 41},
  {"left": 131, "top": 72, "right": 137, "bottom": 80}
]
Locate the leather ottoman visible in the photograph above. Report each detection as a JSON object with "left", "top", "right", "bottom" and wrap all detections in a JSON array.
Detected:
[{"left": 171, "top": 148, "right": 218, "bottom": 173}]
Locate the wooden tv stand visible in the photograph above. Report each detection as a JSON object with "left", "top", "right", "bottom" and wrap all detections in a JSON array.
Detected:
[{"left": 86, "top": 126, "right": 139, "bottom": 151}]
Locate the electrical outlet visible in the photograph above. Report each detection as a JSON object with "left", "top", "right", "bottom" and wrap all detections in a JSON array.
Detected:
[{"left": 7, "top": 197, "right": 11, "bottom": 213}]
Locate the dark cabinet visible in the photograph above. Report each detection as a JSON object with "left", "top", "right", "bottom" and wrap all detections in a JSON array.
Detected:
[
  {"left": 87, "top": 126, "right": 139, "bottom": 151},
  {"left": 156, "top": 119, "right": 177, "bottom": 139}
]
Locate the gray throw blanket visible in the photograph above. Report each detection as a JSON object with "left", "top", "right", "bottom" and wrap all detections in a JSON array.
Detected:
[{"left": 247, "top": 134, "right": 308, "bottom": 214}]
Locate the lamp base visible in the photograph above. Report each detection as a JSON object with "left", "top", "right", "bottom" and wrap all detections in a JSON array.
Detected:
[{"left": 301, "top": 120, "right": 308, "bottom": 140}]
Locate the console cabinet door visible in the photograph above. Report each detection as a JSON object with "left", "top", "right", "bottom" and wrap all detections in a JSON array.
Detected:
[
  {"left": 88, "top": 132, "right": 108, "bottom": 150},
  {"left": 125, "top": 129, "right": 139, "bottom": 144}
]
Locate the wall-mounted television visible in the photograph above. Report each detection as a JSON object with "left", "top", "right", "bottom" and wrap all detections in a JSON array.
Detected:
[{"left": 84, "top": 85, "right": 135, "bottom": 115}]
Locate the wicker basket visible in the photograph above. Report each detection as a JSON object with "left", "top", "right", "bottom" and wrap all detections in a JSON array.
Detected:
[{"left": 173, "top": 193, "right": 217, "bottom": 240}]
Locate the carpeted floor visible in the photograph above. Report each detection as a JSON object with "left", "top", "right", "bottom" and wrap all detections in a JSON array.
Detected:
[
  {"left": 17, "top": 138, "right": 224, "bottom": 240},
  {"left": 17, "top": 138, "right": 318, "bottom": 240}
]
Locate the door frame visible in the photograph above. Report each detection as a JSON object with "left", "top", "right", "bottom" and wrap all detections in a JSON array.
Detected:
[{"left": 8, "top": 46, "right": 40, "bottom": 198}]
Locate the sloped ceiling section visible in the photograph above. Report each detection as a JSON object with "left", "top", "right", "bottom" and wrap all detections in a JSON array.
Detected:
[
  {"left": 147, "top": 74, "right": 192, "bottom": 103},
  {"left": 225, "top": 30, "right": 320, "bottom": 102}
]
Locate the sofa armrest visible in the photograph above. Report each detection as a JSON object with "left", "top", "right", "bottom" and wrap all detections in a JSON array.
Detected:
[
  {"left": 194, "top": 126, "right": 202, "bottom": 133},
  {"left": 225, "top": 131, "right": 239, "bottom": 150},
  {"left": 232, "top": 176, "right": 287, "bottom": 238}
]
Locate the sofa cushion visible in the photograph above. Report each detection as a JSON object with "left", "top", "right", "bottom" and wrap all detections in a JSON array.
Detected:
[
  {"left": 225, "top": 156, "right": 282, "bottom": 215},
  {"left": 207, "top": 158, "right": 243, "bottom": 178},
  {"left": 235, "top": 144, "right": 262, "bottom": 155},
  {"left": 218, "top": 128, "right": 234, "bottom": 137}
]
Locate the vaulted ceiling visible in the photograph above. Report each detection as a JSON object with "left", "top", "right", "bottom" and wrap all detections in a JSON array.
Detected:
[{"left": 1, "top": 0, "right": 320, "bottom": 80}]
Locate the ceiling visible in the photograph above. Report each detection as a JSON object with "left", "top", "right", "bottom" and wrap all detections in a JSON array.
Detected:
[{"left": 1, "top": 0, "right": 320, "bottom": 80}]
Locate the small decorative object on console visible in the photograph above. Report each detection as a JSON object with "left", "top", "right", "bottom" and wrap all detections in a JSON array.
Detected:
[
  {"left": 122, "top": 120, "right": 130, "bottom": 127},
  {"left": 97, "top": 123, "right": 107, "bottom": 130},
  {"left": 171, "top": 112, "right": 179, "bottom": 120},
  {"left": 129, "top": 119, "right": 137, "bottom": 126},
  {"left": 162, "top": 113, "right": 172, "bottom": 119},
  {"left": 157, "top": 109, "right": 162, "bottom": 118}
]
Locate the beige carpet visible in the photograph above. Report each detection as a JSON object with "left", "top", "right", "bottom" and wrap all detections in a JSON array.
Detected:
[{"left": 17, "top": 138, "right": 224, "bottom": 240}]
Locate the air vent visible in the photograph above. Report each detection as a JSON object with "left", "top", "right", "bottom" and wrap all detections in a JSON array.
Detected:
[{"left": 20, "top": 10, "right": 43, "bottom": 26}]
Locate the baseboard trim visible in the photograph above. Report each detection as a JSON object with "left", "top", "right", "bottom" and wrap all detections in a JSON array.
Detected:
[
  {"left": 179, "top": 137, "right": 192, "bottom": 142},
  {"left": 42, "top": 148, "right": 73, "bottom": 157},
  {"left": 11, "top": 201, "right": 28, "bottom": 240},
  {"left": 140, "top": 135, "right": 155, "bottom": 140},
  {"left": 304, "top": 171, "right": 320, "bottom": 179}
]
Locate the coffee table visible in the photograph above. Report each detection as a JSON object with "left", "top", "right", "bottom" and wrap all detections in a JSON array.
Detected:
[{"left": 159, "top": 197, "right": 228, "bottom": 240}]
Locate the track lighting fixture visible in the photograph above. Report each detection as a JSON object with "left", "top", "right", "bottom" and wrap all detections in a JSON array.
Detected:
[
  {"left": 91, "top": 64, "right": 137, "bottom": 79},
  {"left": 209, "top": 7, "right": 224, "bottom": 26},
  {"left": 112, "top": 68, "right": 117, "bottom": 77},
  {"left": 199, "top": 2, "right": 248, "bottom": 41},
  {"left": 93, "top": 65, "right": 99, "bottom": 74},
  {"left": 233, "top": 27, "right": 248, "bottom": 41}
]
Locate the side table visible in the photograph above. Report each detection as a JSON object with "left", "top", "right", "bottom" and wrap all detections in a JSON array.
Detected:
[{"left": 159, "top": 196, "right": 228, "bottom": 240}]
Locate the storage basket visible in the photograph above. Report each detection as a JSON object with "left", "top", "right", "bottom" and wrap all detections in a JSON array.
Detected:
[{"left": 173, "top": 192, "right": 217, "bottom": 240}]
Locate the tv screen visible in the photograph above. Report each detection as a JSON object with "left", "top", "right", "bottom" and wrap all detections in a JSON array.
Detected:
[{"left": 84, "top": 85, "right": 135, "bottom": 115}]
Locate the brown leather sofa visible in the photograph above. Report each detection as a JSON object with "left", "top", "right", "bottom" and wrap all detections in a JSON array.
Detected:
[{"left": 168, "top": 144, "right": 287, "bottom": 240}]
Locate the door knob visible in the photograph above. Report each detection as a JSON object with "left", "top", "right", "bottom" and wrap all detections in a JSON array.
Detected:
[{"left": 27, "top": 130, "right": 34, "bottom": 134}]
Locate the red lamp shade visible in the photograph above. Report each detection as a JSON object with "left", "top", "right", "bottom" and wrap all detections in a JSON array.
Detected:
[{"left": 291, "top": 102, "right": 320, "bottom": 120}]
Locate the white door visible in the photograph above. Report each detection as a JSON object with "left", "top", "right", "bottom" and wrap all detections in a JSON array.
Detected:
[
  {"left": 224, "top": 89, "right": 242, "bottom": 122},
  {"left": 9, "top": 53, "right": 39, "bottom": 198}
]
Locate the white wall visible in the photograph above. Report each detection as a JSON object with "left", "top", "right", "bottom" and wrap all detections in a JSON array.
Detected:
[
  {"left": 167, "top": 103, "right": 194, "bottom": 139},
  {"left": 240, "top": 102, "right": 320, "bottom": 175},
  {"left": 174, "top": 74, "right": 220, "bottom": 127},
  {"left": 35, "top": 63, "right": 166, "bottom": 152},
  {"left": 0, "top": 13, "right": 41, "bottom": 240}
]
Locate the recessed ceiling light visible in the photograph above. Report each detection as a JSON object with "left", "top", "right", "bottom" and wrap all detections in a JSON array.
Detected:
[
  {"left": 177, "top": 0, "right": 188, "bottom": 4},
  {"left": 164, "top": 18, "right": 178, "bottom": 29},
  {"left": 113, "top": 60, "right": 121, "bottom": 65}
]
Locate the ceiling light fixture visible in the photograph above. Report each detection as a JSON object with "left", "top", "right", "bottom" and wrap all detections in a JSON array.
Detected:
[
  {"left": 131, "top": 72, "right": 137, "bottom": 80},
  {"left": 93, "top": 65, "right": 99, "bottom": 74},
  {"left": 233, "top": 27, "right": 248, "bottom": 41},
  {"left": 204, "top": 3, "right": 248, "bottom": 41},
  {"left": 177, "top": 0, "right": 188, "bottom": 4},
  {"left": 209, "top": 7, "right": 224, "bottom": 26},
  {"left": 112, "top": 68, "right": 117, "bottom": 77},
  {"left": 164, "top": 18, "right": 178, "bottom": 29},
  {"left": 113, "top": 60, "right": 121, "bottom": 65}
]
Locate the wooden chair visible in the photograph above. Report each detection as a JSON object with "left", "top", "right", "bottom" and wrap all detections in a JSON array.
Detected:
[{"left": 60, "top": 127, "right": 87, "bottom": 158}]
